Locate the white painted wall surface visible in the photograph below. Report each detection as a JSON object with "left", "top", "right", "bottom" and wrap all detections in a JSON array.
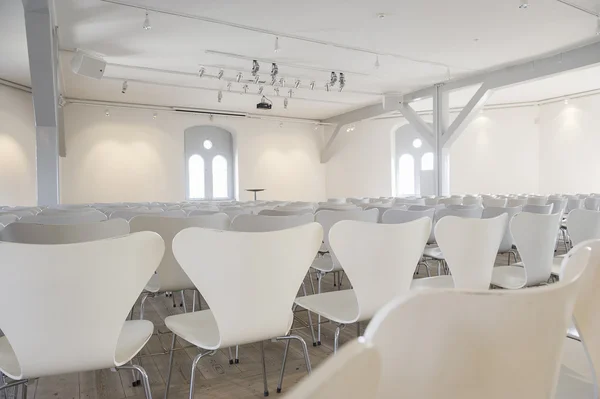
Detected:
[
  {"left": 61, "top": 105, "right": 326, "bottom": 203},
  {"left": 0, "top": 85, "right": 36, "bottom": 206}
]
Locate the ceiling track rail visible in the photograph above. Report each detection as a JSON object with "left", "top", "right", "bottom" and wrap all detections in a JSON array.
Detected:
[
  {"left": 556, "top": 0, "right": 598, "bottom": 17},
  {"left": 0, "top": 78, "right": 32, "bottom": 93}
]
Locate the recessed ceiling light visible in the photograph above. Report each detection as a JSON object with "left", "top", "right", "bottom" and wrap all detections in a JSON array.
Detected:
[
  {"left": 377, "top": 13, "right": 386, "bottom": 19},
  {"left": 564, "top": 98, "right": 570, "bottom": 105},
  {"left": 153, "top": 112, "right": 158, "bottom": 119},
  {"left": 105, "top": 109, "right": 110, "bottom": 117}
]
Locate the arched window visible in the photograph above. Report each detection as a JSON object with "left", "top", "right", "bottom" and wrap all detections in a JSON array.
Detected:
[
  {"left": 212, "top": 155, "right": 228, "bottom": 198},
  {"left": 421, "top": 152, "right": 434, "bottom": 171},
  {"left": 188, "top": 155, "right": 205, "bottom": 199},
  {"left": 398, "top": 154, "right": 415, "bottom": 195}
]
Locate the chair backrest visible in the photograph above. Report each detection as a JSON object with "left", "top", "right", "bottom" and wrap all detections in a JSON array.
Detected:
[
  {"left": 129, "top": 214, "right": 230, "bottom": 292},
  {"left": 406, "top": 205, "right": 434, "bottom": 211},
  {"left": 522, "top": 204, "right": 553, "bottom": 214},
  {"left": 511, "top": 212, "right": 561, "bottom": 286},
  {"left": 435, "top": 206, "right": 483, "bottom": 221},
  {"left": 584, "top": 197, "right": 600, "bottom": 211},
  {"left": 526, "top": 196, "right": 548, "bottom": 206},
  {"left": 0, "top": 232, "right": 165, "bottom": 379},
  {"left": 330, "top": 218, "right": 431, "bottom": 321},
  {"left": 109, "top": 209, "right": 164, "bottom": 221},
  {"left": 365, "top": 206, "right": 395, "bottom": 222},
  {"left": 381, "top": 208, "right": 435, "bottom": 225},
  {"left": 259, "top": 208, "right": 313, "bottom": 216},
  {"left": 315, "top": 209, "right": 379, "bottom": 251},
  {"left": 566, "top": 209, "right": 600, "bottom": 246},
  {"left": 18, "top": 210, "right": 107, "bottom": 225},
  {"left": 317, "top": 204, "right": 359, "bottom": 211},
  {"left": 547, "top": 197, "right": 567, "bottom": 216},
  {"left": 363, "top": 249, "right": 589, "bottom": 399},
  {"left": 447, "top": 204, "right": 482, "bottom": 211},
  {"left": 483, "top": 197, "right": 508, "bottom": 208},
  {"left": 0, "top": 219, "right": 130, "bottom": 244},
  {"left": 283, "top": 339, "right": 380, "bottom": 399},
  {"left": 0, "top": 214, "right": 18, "bottom": 226},
  {"left": 0, "top": 209, "right": 36, "bottom": 218},
  {"left": 231, "top": 214, "right": 314, "bottom": 232},
  {"left": 438, "top": 197, "right": 463, "bottom": 206},
  {"left": 481, "top": 206, "right": 522, "bottom": 252},
  {"left": 462, "top": 196, "right": 482, "bottom": 206},
  {"left": 507, "top": 198, "right": 528, "bottom": 208},
  {"left": 172, "top": 223, "right": 322, "bottom": 348},
  {"left": 566, "top": 198, "right": 585, "bottom": 213},
  {"left": 187, "top": 209, "right": 220, "bottom": 216},
  {"left": 435, "top": 214, "right": 507, "bottom": 289}
]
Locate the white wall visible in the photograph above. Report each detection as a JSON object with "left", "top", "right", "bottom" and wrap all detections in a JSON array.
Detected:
[
  {"left": 0, "top": 85, "right": 36, "bottom": 206},
  {"left": 61, "top": 105, "right": 326, "bottom": 203},
  {"left": 539, "top": 96, "right": 600, "bottom": 194},
  {"left": 449, "top": 106, "right": 540, "bottom": 195}
]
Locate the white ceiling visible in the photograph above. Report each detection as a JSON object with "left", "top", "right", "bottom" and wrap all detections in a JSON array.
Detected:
[{"left": 2, "top": 0, "right": 600, "bottom": 119}]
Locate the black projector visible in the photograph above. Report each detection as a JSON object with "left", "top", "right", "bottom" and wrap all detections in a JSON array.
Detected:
[{"left": 257, "top": 101, "right": 272, "bottom": 110}]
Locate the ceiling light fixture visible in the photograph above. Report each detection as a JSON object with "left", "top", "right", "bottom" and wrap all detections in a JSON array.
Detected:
[
  {"left": 284, "top": 97, "right": 288, "bottom": 109},
  {"left": 288, "top": 89, "right": 293, "bottom": 98},
  {"left": 242, "top": 84, "right": 249, "bottom": 94},
  {"left": 252, "top": 60, "right": 260, "bottom": 76},
  {"left": 121, "top": 80, "right": 128, "bottom": 94},
  {"left": 258, "top": 86, "right": 264, "bottom": 94},
  {"left": 274, "top": 37, "right": 280, "bottom": 53},
  {"left": 377, "top": 13, "right": 386, "bottom": 19},
  {"left": 143, "top": 9, "right": 151, "bottom": 30},
  {"left": 519, "top": 0, "right": 529, "bottom": 9},
  {"left": 564, "top": 98, "right": 570, "bottom": 105},
  {"left": 330, "top": 72, "right": 338, "bottom": 87},
  {"left": 253, "top": 74, "right": 260, "bottom": 84},
  {"left": 338, "top": 73, "right": 345, "bottom": 92},
  {"left": 198, "top": 67, "right": 205, "bottom": 77},
  {"left": 375, "top": 55, "right": 380, "bottom": 69},
  {"left": 325, "top": 83, "right": 330, "bottom": 92},
  {"left": 274, "top": 87, "right": 280, "bottom": 96},
  {"left": 314, "top": 125, "right": 319, "bottom": 131},
  {"left": 309, "top": 81, "right": 315, "bottom": 90},
  {"left": 294, "top": 79, "right": 301, "bottom": 89},
  {"left": 218, "top": 90, "right": 223, "bottom": 102},
  {"left": 236, "top": 72, "right": 243, "bottom": 82},
  {"left": 217, "top": 69, "right": 224, "bottom": 79},
  {"left": 226, "top": 82, "right": 232, "bottom": 91},
  {"left": 279, "top": 77, "right": 286, "bottom": 87},
  {"left": 153, "top": 112, "right": 158, "bottom": 119},
  {"left": 105, "top": 108, "right": 110, "bottom": 117}
]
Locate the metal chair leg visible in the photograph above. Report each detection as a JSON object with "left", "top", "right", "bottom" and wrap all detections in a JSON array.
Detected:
[
  {"left": 260, "top": 341, "right": 269, "bottom": 397},
  {"left": 228, "top": 347, "right": 234, "bottom": 365},
  {"left": 20, "top": 382, "right": 26, "bottom": 399},
  {"left": 139, "top": 292, "right": 150, "bottom": 320},
  {"left": 189, "top": 350, "right": 216, "bottom": 399},
  {"left": 317, "top": 272, "right": 322, "bottom": 345},
  {"left": 334, "top": 324, "right": 345, "bottom": 354},
  {"left": 276, "top": 335, "right": 312, "bottom": 393},
  {"left": 235, "top": 345, "right": 239, "bottom": 364},
  {"left": 164, "top": 334, "right": 176, "bottom": 399},
  {"left": 301, "top": 282, "right": 317, "bottom": 347},
  {"left": 192, "top": 290, "right": 197, "bottom": 312},
  {"left": 118, "top": 364, "right": 153, "bottom": 399},
  {"left": 180, "top": 291, "right": 187, "bottom": 313}
]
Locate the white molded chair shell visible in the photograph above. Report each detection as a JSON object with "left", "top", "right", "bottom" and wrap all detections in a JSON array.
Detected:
[
  {"left": 438, "top": 197, "right": 462, "bottom": 206},
  {"left": 434, "top": 214, "right": 507, "bottom": 289},
  {"left": 526, "top": 196, "right": 548, "bottom": 206},
  {"left": 330, "top": 218, "right": 431, "bottom": 321},
  {"left": 0, "top": 214, "right": 18, "bottom": 226},
  {"left": 129, "top": 214, "right": 230, "bottom": 293},
  {"left": 365, "top": 206, "right": 394, "bottom": 222},
  {"left": 462, "top": 196, "right": 482, "bottom": 206},
  {"left": 566, "top": 209, "right": 600, "bottom": 247},
  {"left": 364, "top": 252, "right": 588, "bottom": 399},
  {"left": 232, "top": 214, "right": 314, "bottom": 232},
  {"left": 482, "top": 206, "right": 522, "bottom": 253},
  {"left": 0, "top": 210, "right": 36, "bottom": 218},
  {"left": 406, "top": 205, "right": 435, "bottom": 211},
  {"left": 0, "top": 219, "right": 130, "bottom": 244},
  {"left": 283, "top": 339, "right": 380, "bottom": 399},
  {"left": 0, "top": 232, "right": 165, "bottom": 379},
  {"left": 483, "top": 197, "right": 508, "bottom": 208},
  {"left": 187, "top": 209, "right": 220, "bottom": 216},
  {"left": 382, "top": 208, "right": 434, "bottom": 225},
  {"left": 18, "top": 210, "right": 107, "bottom": 225},
  {"left": 584, "top": 197, "right": 600, "bottom": 211},
  {"left": 548, "top": 197, "right": 568, "bottom": 216},
  {"left": 523, "top": 204, "right": 553, "bottom": 214},
  {"left": 507, "top": 198, "right": 528, "bottom": 207},
  {"left": 110, "top": 209, "right": 164, "bottom": 221},
  {"left": 566, "top": 198, "right": 585, "bottom": 213},
  {"left": 171, "top": 223, "right": 323, "bottom": 349},
  {"left": 259, "top": 208, "right": 313, "bottom": 216},
  {"left": 435, "top": 207, "right": 483, "bottom": 220},
  {"left": 317, "top": 204, "right": 359, "bottom": 211}
]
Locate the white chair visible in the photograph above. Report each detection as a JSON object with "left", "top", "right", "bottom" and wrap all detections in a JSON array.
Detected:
[
  {"left": 412, "top": 214, "right": 507, "bottom": 290},
  {"left": 295, "top": 218, "right": 431, "bottom": 353},
  {"left": 0, "top": 232, "right": 165, "bottom": 399},
  {"left": 363, "top": 246, "right": 589, "bottom": 399},
  {"left": 109, "top": 208, "right": 164, "bottom": 221},
  {"left": 584, "top": 197, "right": 600, "bottom": 211},
  {"left": 317, "top": 204, "right": 359, "bottom": 211},
  {"left": 553, "top": 209, "right": 600, "bottom": 276},
  {"left": 523, "top": 204, "right": 553, "bottom": 214},
  {"left": 187, "top": 209, "right": 220, "bottom": 216},
  {"left": 555, "top": 240, "right": 600, "bottom": 398},
  {"left": 438, "top": 197, "right": 462, "bottom": 206},
  {"left": 483, "top": 197, "right": 508, "bottom": 208},
  {"left": 482, "top": 206, "right": 522, "bottom": 264},
  {"left": 381, "top": 208, "right": 435, "bottom": 225},
  {"left": 129, "top": 213, "right": 230, "bottom": 315},
  {"left": 18, "top": 210, "right": 107, "bottom": 225},
  {"left": 232, "top": 214, "right": 314, "bottom": 232},
  {"left": 0, "top": 219, "right": 130, "bottom": 244},
  {"left": 165, "top": 223, "right": 322, "bottom": 398},
  {"left": 259, "top": 208, "right": 313, "bottom": 216},
  {"left": 566, "top": 198, "right": 585, "bottom": 213},
  {"left": 462, "top": 196, "right": 482, "bottom": 206},
  {"left": 548, "top": 197, "right": 568, "bottom": 216},
  {"left": 491, "top": 212, "right": 561, "bottom": 289},
  {"left": 507, "top": 198, "right": 528, "bottom": 207},
  {"left": 283, "top": 339, "right": 380, "bottom": 399},
  {"left": 0, "top": 214, "right": 18, "bottom": 226}
]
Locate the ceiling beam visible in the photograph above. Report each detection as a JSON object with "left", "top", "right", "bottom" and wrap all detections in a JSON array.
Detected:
[
  {"left": 320, "top": 125, "right": 343, "bottom": 163},
  {"left": 444, "top": 83, "right": 493, "bottom": 146},
  {"left": 398, "top": 103, "right": 434, "bottom": 148},
  {"left": 322, "top": 103, "right": 385, "bottom": 125}
]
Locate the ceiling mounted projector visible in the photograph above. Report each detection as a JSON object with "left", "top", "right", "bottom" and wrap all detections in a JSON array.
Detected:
[
  {"left": 256, "top": 96, "right": 272, "bottom": 110},
  {"left": 70, "top": 50, "right": 106, "bottom": 80}
]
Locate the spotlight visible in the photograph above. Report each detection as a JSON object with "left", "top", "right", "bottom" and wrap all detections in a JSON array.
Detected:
[
  {"left": 274, "top": 87, "right": 280, "bottom": 96},
  {"left": 274, "top": 37, "right": 280, "bottom": 53},
  {"left": 209, "top": 114, "right": 214, "bottom": 122},
  {"left": 596, "top": 17, "right": 600, "bottom": 35},
  {"left": 198, "top": 67, "right": 205, "bottom": 78},
  {"left": 279, "top": 77, "right": 286, "bottom": 87},
  {"left": 271, "top": 63, "right": 278, "bottom": 82},
  {"left": 519, "top": 0, "right": 528, "bottom": 9},
  {"left": 218, "top": 90, "right": 223, "bottom": 103},
  {"left": 58, "top": 94, "right": 66, "bottom": 108},
  {"left": 284, "top": 97, "right": 288, "bottom": 109},
  {"left": 564, "top": 98, "right": 570, "bottom": 105},
  {"left": 294, "top": 79, "right": 301, "bottom": 89},
  {"left": 153, "top": 112, "right": 158, "bottom": 119},
  {"left": 258, "top": 86, "right": 264, "bottom": 95},
  {"left": 105, "top": 109, "right": 110, "bottom": 117},
  {"left": 309, "top": 81, "right": 315, "bottom": 90},
  {"left": 252, "top": 60, "right": 260, "bottom": 76},
  {"left": 288, "top": 89, "right": 293, "bottom": 98},
  {"left": 217, "top": 69, "right": 224, "bottom": 79},
  {"left": 339, "top": 73, "right": 345, "bottom": 92},
  {"left": 143, "top": 10, "right": 151, "bottom": 30},
  {"left": 271, "top": 77, "right": 277, "bottom": 85},
  {"left": 375, "top": 55, "right": 380, "bottom": 69},
  {"left": 121, "top": 80, "right": 128, "bottom": 94},
  {"left": 279, "top": 122, "right": 283, "bottom": 128},
  {"left": 242, "top": 84, "right": 249, "bottom": 94},
  {"left": 314, "top": 125, "right": 319, "bottom": 131},
  {"left": 330, "top": 72, "right": 338, "bottom": 87},
  {"left": 325, "top": 83, "right": 330, "bottom": 92},
  {"left": 254, "top": 75, "right": 260, "bottom": 84},
  {"left": 227, "top": 82, "right": 232, "bottom": 91},
  {"left": 236, "top": 72, "right": 242, "bottom": 83}
]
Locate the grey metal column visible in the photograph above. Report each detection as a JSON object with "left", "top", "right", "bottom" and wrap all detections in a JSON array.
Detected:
[
  {"left": 432, "top": 84, "right": 450, "bottom": 196},
  {"left": 22, "top": 0, "right": 61, "bottom": 206}
]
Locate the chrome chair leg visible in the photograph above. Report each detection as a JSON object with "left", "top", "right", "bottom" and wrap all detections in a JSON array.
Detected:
[
  {"left": 276, "top": 335, "right": 312, "bottom": 393},
  {"left": 334, "top": 324, "right": 345, "bottom": 354},
  {"left": 139, "top": 292, "right": 150, "bottom": 320},
  {"left": 228, "top": 347, "right": 234, "bottom": 365},
  {"left": 189, "top": 350, "right": 216, "bottom": 399},
  {"left": 192, "top": 290, "right": 197, "bottom": 312},
  {"left": 19, "top": 382, "right": 26, "bottom": 399},
  {"left": 338, "top": 272, "right": 344, "bottom": 290},
  {"left": 308, "top": 270, "right": 316, "bottom": 295},
  {"left": 118, "top": 364, "right": 152, "bottom": 399},
  {"left": 180, "top": 291, "right": 187, "bottom": 313},
  {"left": 164, "top": 334, "right": 176, "bottom": 399},
  {"left": 301, "top": 282, "right": 317, "bottom": 347},
  {"left": 317, "top": 271, "right": 323, "bottom": 345},
  {"left": 260, "top": 341, "right": 269, "bottom": 397}
]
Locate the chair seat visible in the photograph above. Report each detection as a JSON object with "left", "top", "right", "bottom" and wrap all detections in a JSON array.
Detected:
[
  {"left": 491, "top": 265, "right": 526, "bottom": 289},
  {"left": 552, "top": 255, "right": 566, "bottom": 276},
  {"left": 0, "top": 320, "right": 153, "bottom": 380},
  {"left": 422, "top": 245, "right": 444, "bottom": 260},
  {"left": 144, "top": 273, "right": 160, "bottom": 293},
  {"left": 294, "top": 290, "right": 360, "bottom": 324},
  {"left": 410, "top": 276, "right": 454, "bottom": 290},
  {"left": 554, "top": 337, "right": 594, "bottom": 398},
  {"left": 311, "top": 254, "right": 342, "bottom": 273}
]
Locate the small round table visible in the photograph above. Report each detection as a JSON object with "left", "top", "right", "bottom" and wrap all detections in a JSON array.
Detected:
[{"left": 246, "top": 189, "right": 265, "bottom": 201}]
